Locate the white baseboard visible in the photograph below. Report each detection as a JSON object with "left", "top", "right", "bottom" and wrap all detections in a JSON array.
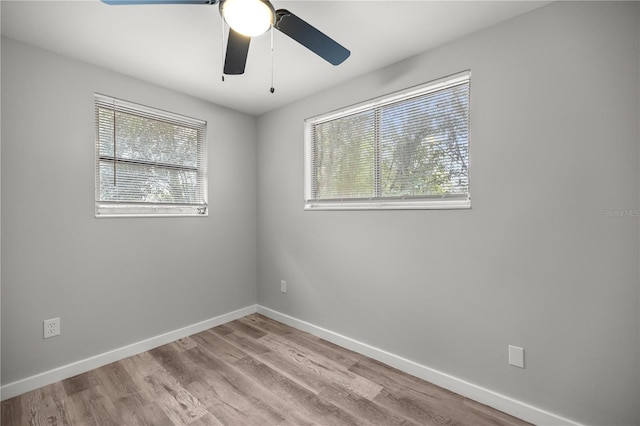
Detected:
[
  {"left": 1, "top": 305, "right": 257, "bottom": 401},
  {"left": 256, "top": 305, "right": 583, "bottom": 426},
  {"left": 1, "top": 303, "right": 583, "bottom": 426}
]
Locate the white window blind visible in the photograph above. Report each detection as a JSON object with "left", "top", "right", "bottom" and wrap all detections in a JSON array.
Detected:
[
  {"left": 304, "top": 71, "right": 470, "bottom": 210},
  {"left": 95, "top": 94, "right": 207, "bottom": 217}
]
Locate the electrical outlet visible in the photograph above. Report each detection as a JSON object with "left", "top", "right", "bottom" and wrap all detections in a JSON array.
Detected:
[
  {"left": 44, "top": 318, "right": 60, "bottom": 339},
  {"left": 508, "top": 345, "right": 524, "bottom": 368},
  {"left": 280, "top": 280, "right": 287, "bottom": 293}
]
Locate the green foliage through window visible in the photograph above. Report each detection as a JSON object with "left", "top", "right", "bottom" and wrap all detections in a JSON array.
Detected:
[
  {"left": 95, "top": 95, "right": 207, "bottom": 217},
  {"left": 305, "top": 72, "right": 470, "bottom": 209}
]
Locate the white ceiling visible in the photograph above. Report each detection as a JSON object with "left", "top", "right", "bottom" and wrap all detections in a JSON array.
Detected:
[{"left": 1, "top": 0, "right": 550, "bottom": 116}]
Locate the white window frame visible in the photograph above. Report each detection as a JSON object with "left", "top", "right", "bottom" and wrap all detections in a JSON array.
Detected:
[
  {"left": 95, "top": 94, "right": 208, "bottom": 218},
  {"left": 304, "top": 71, "right": 471, "bottom": 211}
]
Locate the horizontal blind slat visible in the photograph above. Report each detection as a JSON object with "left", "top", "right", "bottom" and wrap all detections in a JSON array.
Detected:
[
  {"left": 95, "top": 94, "right": 207, "bottom": 213},
  {"left": 305, "top": 71, "right": 470, "bottom": 204}
]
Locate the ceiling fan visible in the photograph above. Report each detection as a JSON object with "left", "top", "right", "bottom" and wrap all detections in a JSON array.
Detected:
[{"left": 101, "top": 0, "right": 351, "bottom": 79}]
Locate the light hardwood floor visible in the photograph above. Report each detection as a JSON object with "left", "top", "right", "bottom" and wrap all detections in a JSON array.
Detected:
[{"left": 1, "top": 314, "right": 531, "bottom": 425}]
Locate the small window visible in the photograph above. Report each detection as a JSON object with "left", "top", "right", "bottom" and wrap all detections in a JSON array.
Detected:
[
  {"left": 95, "top": 94, "right": 207, "bottom": 217},
  {"left": 304, "top": 71, "right": 470, "bottom": 210}
]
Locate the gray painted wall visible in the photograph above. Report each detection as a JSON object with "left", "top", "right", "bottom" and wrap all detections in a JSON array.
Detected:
[
  {"left": 2, "top": 2, "right": 639, "bottom": 425},
  {"left": 256, "top": 2, "right": 640, "bottom": 425},
  {"left": 1, "top": 37, "right": 257, "bottom": 385}
]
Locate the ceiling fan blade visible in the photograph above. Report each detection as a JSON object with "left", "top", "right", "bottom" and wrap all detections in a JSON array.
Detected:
[
  {"left": 101, "top": 0, "right": 217, "bottom": 5},
  {"left": 224, "top": 28, "right": 251, "bottom": 75},
  {"left": 274, "top": 9, "right": 350, "bottom": 66}
]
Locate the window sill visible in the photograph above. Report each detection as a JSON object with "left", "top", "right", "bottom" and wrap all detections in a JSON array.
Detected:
[
  {"left": 304, "top": 198, "right": 471, "bottom": 211},
  {"left": 95, "top": 203, "right": 208, "bottom": 218}
]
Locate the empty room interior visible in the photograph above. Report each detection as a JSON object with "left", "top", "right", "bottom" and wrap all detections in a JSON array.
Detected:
[{"left": 1, "top": 1, "right": 639, "bottom": 425}]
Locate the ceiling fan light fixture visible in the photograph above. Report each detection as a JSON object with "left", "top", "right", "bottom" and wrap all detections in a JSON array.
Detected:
[{"left": 221, "top": 0, "right": 275, "bottom": 37}]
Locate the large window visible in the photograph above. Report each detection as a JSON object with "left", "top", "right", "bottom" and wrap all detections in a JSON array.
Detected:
[
  {"left": 304, "top": 71, "right": 470, "bottom": 210},
  {"left": 95, "top": 94, "right": 207, "bottom": 217}
]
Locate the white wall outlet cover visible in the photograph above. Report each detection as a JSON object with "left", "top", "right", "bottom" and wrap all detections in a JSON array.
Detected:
[
  {"left": 508, "top": 345, "right": 525, "bottom": 368},
  {"left": 280, "top": 280, "right": 287, "bottom": 293},
  {"left": 44, "top": 318, "right": 60, "bottom": 339}
]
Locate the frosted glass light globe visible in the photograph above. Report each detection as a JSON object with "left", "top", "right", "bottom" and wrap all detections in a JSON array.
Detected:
[{"left": 221, "top": 0, "right": 275, "bottom": 37}]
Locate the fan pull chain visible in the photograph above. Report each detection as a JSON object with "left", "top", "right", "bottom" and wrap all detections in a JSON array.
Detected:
[
  {"left": 270, "top": 27, "right": 275, "bottom": 94},
  {"left": 221, "top": 20, "right": 225, "bottom": 82}
]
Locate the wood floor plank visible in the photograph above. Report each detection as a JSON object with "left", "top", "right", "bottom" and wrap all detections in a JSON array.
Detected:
[
  {"left": 259, "top": 333, "right": 383, "bottom": 400},
  {"left": 134, "top": 402, "right": 176, "bottom": 426},
  {"left": 148, "top": 343, "right": 202, "bottom": 386},
  {"left": 208, "top": 322, "right": 327, "bottom": 396},
  {"left": 207, "top": 323, "right": 234, "bottom": 336},
  {"left": 20, "top": 387, "right": 49, "bottom": 426},
  {"left": 67, "top": 385, "right": 123, "bottom": 426},
  {"left": 1, "top": 313, "right": 532, "bottom": 426},
  {"left": 35, "top": 382, "right": 76, "bottom": 426},
  {"left": 253, "top": 347, "right": 328, "bottom": 394},
  {"left": 183, "top": 344, "right": 316, "bottom": 426},
  {"left": 142, "top": 371, "right": 208, "bottom": 425},
  {"left": 119, "top": 350, "right": 208, "bottom": 425},
  {"left": 183, "top": 380, "right": 253, "bottom": 425},
  {"left": 187, "top": 411, "right": 225, "bottom": 426},
  {"left": 223, "top": 319, "right": 268, "bottom": 340},
  {"left": 182, "top": 345, "right": 283, "bottom": 423},
  {"left": 189, "top": 329, "right": 246, "bottom": 363},
  {"left": 372, "top": 387, "right": 466, "bottom": 426},
  {"left": 61, "top": 371, "right": 100, "bottom": 396},
  {"left": 461, "top": 397, "right": 529, "bottom": 426},
  {"left": 94, "top": 361, "right": 144, "bottom": 401},
  {"left": 185, "top": 376, "right": 290, "bottom": 426},
  {"left": 350, "top": 357, "right": 477, "bottom": 424},
  {"left": 119, "top": 352, "right": 164, "bottom": 381},
  {"left": 231, "top": 355, "right": 363, "bottom": 426},
  {"left": 350, "top": 355, "right": 465, "bottom": 404},
  {"left": 283, "top": 328, "right": 366, "bottom": 369},
  {"left": 209, "top": 323, "right": 272, "bottom": 356},
  {"left": 1, "top": 396, "right": 21, "bottom": 425},
  {"left": 113, "top": 394, "right": 170, "bottom": 426},
  {"left": 174, "top": 336, "right": 198, "bottom": 352},
  {"left": 240, "top": 313, "right": 294, "bottom": 336},
  {"left": 318, "top": 381, "right": 416, "bottom": 426}
]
